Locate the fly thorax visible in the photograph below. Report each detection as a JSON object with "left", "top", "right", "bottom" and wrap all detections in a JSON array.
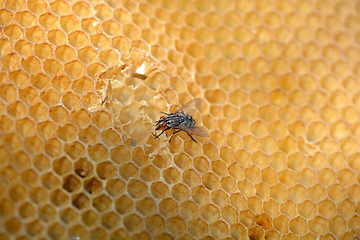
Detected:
[{"left": 184, "top": 114, "right": 196, "bottom": 128}]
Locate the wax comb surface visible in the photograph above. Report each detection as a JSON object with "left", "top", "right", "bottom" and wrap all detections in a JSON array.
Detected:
[{"left": 0, "top": 0, "right": 360, "bottom": 239}]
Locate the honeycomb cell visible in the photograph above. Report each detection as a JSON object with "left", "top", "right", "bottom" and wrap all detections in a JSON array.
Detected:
[
  {"left": 41, "top": 172, "right": 61, "bottom": 192},
  {"left": 72, "top": 193, "right": 90, "bottom": 210},
  {"left": 135, "top": 197, "right": 155, "bottom": 217},
  {"left": 101, "top": 128, "right": 121, "bottom": 147},
  {"left": 90, "top": 227, "right": 108, "bottom": 240},
  {"left": 337, "top": 199, "right": 355, "bottom": 220},
  {"left": 55, "top": 124, "right": 76, "bottom": 142},
  {"left": 68, "top": 225, "right": 87, "bottom": 240},
  {"left": 50, "top": 188, "right": 69, "bottom": 207},
  {"left": 162, "top": 167, "right": 180, "bottom": 184},
  {"left": 72, "top": 1, "right": 92, "bottom": 18},
  {"left": 39, "top": 204, "right": 57, "bottom": 222},
  {"left": 12, "top": 151, "right": 31, "bottom": 172},
  {"left": 62, "top": 174, "right": 81, "bottom": 193},
  {"left": 26, "top": 26, "right": 46, "bottom": 43},
  {"left": 26, "top": 219, "right": 44, "bottom": 237},
  {"left": 166, "top": 217, "right": 186, "bottom": 237},
  {"left": 40, "top": 89, "right": 60, "bottom": 106},
  {"left": 110, "top": 229, "right": 129, "bottom": 240},
  {"left": 329, "top": 215, "right": 346, "bottom": 236},
  {"left": 138, "top": 164, "right": 158, "bottom": 182},
  {"left": 0, "top": 9, "right": 14, "bottom": 26},
  {"left": 15, "top": 11, "right": 36, "bottom": 28},
  {"left": 116, "top": 161, "right": 136, "bottom": 180},
  {"left": 75, "top": 158, "right": 93, "bottom": 178},
  {"left": 4, "top": 25, "right": 24, "bottom": 42},
  {"left": 123, "top": 214, "right": 143, "bottom": 233},
  {"left": 59, "top": 15, "right": 79, "bottom": 32},
  {"left": 327, "top": 184, "right": 346, "bottom": 203},
  {"left": 84, "top": 177, "right": 102, "bottom": 195},
  {"left": 55, "top": 45, "right": 76, "bottom": 63},
  {"left": 146, "top": 215, "right": 165, "bottom": 235},
  {"left": 5, "top": 217, "right": 22, "bottom": 235},
  {"left": 48, "top": 222, "right": 66, "bottom": 240},
  {"left": 43, "top": 59, "right": 63, "bottom": 77},
  {"left": 21, "top": 169, "right": 38, "bottom": 188},
  {"left": 114, "top": 196, "right": 133, "bottom": 217},
  {"left": 77, "top": 47, "right": 98, "bottom": 64},
  {"left": 158, "top": 198, "right": 178, "bottom": 219},
  {"left": 64, "top": 60, "right": 85, "bottom": 79},
  {"left": 19, "top": 201, "right": 35, "bottom": 220},
  {"left": 0, "top": 115, "right": 14, "bottom": 135},
  {"left": 125, "top": 178, "right": 147, "bottom": 199},
  {"left": 52, "top": 155, "right": 72, "bottom": 176},
  {"left": 44, "top": 138, "right": 62, "bottom": 157},
  {"left": 59, "top": 207, "right": 78, "bottom": 225},
  {"left": 101, "top": 212, "right": 119, "bottom": 230},
  {"left": 188, "top": 218, "right": 208, "bottom": 238},
  {"left": 4, "top": 133, "right": 22, "bottom": 152},
  {"left": 9, "top": 184, "right": 27, "bottom": 203}
]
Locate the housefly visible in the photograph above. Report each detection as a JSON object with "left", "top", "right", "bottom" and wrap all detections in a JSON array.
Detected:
[{"left": 154, "top": 98, "right": 209, "bottom": 143}]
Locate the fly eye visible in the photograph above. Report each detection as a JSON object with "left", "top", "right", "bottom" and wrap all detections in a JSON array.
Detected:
[{"left": 160, "top": 116, "right": 164, "bottom": 119}]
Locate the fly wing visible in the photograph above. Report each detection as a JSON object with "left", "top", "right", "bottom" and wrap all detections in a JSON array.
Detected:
[
  {"left": 182, "top": 125, "right": 210, "bottom": 137},
  {"left": 175, "top": 98, "right": 202, "bottom": 115}
]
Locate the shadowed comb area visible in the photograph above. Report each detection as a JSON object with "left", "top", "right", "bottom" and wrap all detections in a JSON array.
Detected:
[{"left": 0, "top": 0, "right": 360, "bottom": 239}]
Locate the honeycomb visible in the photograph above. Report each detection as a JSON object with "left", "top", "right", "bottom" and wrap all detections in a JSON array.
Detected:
[{"left": 1, "top": 0, "right": 360, "bottom": 239}]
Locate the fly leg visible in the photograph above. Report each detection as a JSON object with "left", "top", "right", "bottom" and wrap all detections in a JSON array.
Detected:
[
  {"left": 185, "top": 132, "right": 197, "bottom": 143},
  {"left": 169, "top": 130, "right": 182, "bottom": 143},
  {"left": 153, "top": 127, "right": 171, "bottom": 139}
]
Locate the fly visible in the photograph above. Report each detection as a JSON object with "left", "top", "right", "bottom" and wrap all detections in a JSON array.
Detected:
[{"left": 154, "top": 98, "right": 209, "bottom": 143}]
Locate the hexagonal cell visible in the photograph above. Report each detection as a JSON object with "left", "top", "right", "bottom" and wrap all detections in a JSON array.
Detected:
[
  {"left": 96, "top": 161, "right": 116, "bottom": 180},
  {"left": 5, "top": 217, "right": 22, "bottom": 235},
  {"left": 21, "top": 169, "right": 38, "bottom": 187},
  {"left": 11, "top": 151, "right": 31, "bottom": 171},
  {"left": 60, "top": 207, "right": 79, "bottom": 225},
  {"left": 41, "top": 172, "right": 60, "bottom": 190},
  {"left": 97, "top": 178, "right": 122, "bottom": 198},
  {"left": 146, "top": 215, "right": 166, "bottom": 235},
  {"left": 49, "top": 105, "right": 69, "bottom": 125},
  {"left": 63, "top": 142, "right": 84, "bottom": 161},
  {"left": 107, "top": 144, "right": 130, "bottom": 164},
  {"left": 139, "top": 165, "right": 158, "bottom": 182},
  {"left": 127, "top": 179, "right": 147, "bottom": 199},
  {"left": 327, "top": 184, "right": 346, "bottom": 203},
  {"left": 9, "top": 184, "right": 27, "bottom": 203},
  {"left": 329, "top": 215, "right": 346, "bottom": 236},
  {"left": 101, "top": 212, "right": 120, "bottom": 230},
  {"left": 123, "top": 213, "right": 143, "bottom": 233},
  {"left": 112, "top": 195, "right": 135, "bottom": 218},
  {"left": 87, "top": 143, "right": 108, "bottom": 162},
  {"left": 63, "top": 174, "right": 81, "bottom": 193},
  {"left": 50, "top": 188, "right": 69, "bottom": 207},
  {"left": 83, "top": 177, "right": 102, "bottom": 196},
  {"left": 162, "top": 167, "right": 181, "bottom": 184},
  {"left": 72, "top": 193, "right": 90, "bottom": 210},
  {"left": 318, "top": 200, "right": 336, "bottom": 219},
  {"left": 307, "top": 184, "right": 326, "bottom": 204},
  {"left": 39, "top": 204, "right": 56, "bottom": 222}
]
